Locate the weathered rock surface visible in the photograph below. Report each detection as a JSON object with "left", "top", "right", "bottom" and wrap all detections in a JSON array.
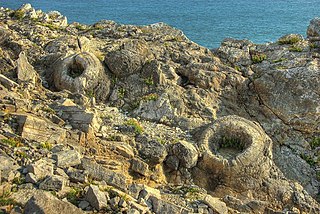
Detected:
[
  {"left": 0, "top": 4, "right": 319, "bottom": 214},
  {"left": 85, "top": 185, "right": 108, "bottom": 211},
  {"left": 52, "top": 150, "right": 81, "bottom": 168},
  {"left": 52, "top": 52, "right": 111, "bottom": 102},
  {"left": 24, "top": 191, "right": 83, "bottom": 214}
]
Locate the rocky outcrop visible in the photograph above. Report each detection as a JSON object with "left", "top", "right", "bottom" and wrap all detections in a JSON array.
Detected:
[
  {"left": 52, "top": 52, "right": 111, "bottom": 102},
  {"left": 0, "top": 4, "right": 319, "bottom": 214},
  {"left": 196, "top": 115, "right": 273, "bottom": 191}
]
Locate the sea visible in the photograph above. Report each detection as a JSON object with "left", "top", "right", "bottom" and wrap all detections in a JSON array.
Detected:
[{"left": 0, "top": 0, "right": 319, "bottom": 48}]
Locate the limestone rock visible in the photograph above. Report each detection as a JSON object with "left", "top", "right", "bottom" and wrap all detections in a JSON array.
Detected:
[
  {"left": 16, "top": 52, "right": 39, "bottom": 86},
  {"left": 39, "top": 175, "right": 66, "bottom": 191},
  {"left": 81, "top": 158, "right": 127, "bottom": 190},
  {"left": 307, "top": 17, "right": 320, "bottom": 37},
  {"left": 131, "top": 158, "right": 149, "bottom": 176},
  {"left": 0, "top": 74, "right": 19, "bottom": 90},
  {"left": 0, "top": 154, "right": 18, "bottom": 182},
  {"left": 15, "top": 113, "right": 66, "bottom": 144},
  {"left": 167, "top": 140, "right": 198, "bottom": 169},
  {"left": 53, "top": 100, "right": 100, "bottom": 132},
  {"left": 24, "top": 191, "right": 83, "bottom": 214},
  {"left": 26, "top": 159, "right": 54, "bottom": 180},
  {"left": 105, "top": 40, "right": 150, "bottom": 77},
  {"left": 136, "top": 136, "right": 167, "bottom": 166},
  {"left": 25, "top": 173, "right": 37, "bottom": 184},
  {"left": 85, "top": 185, "right": 108, "bottom": 211},
  {"left": 52, "top": 52, "right": 110, "bottom": 102},
  {"left": 202, "top": 195, "right": 228, "bottom": 214},
  {"left": 52, "top": 150, "right": 81, "bottom": 168},
  {"left": 67, "top": 168, "right": 88, "bottom": 183},
  {"left": 196, "top": 115, "right": 273, "bottom": 191}
]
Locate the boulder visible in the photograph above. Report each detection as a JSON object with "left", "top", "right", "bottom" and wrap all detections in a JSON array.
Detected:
[
  {"left": 15, "top": 113, "right": 66, "bottom": 144},
  {"left": 136, "top": 136, "right": 167, "bottom": 166},
  {"left": 52, "top": 150, "right": 81, "bottom": 168},
  {"left": 24, "top": 191, "right": 83, "bottom": 214},
  {"left": 26, "top": 159, "right": 54, "bottom": 180},
  {"left": 166, "top": 140, "right": 198, "bottom": 169},
  {"left": 105, "top": 40, "right": 150, "bottom": 77},
  {"left": 307, "top": 17, "right": 320, "bottom": 37},
  {"left": 16, "top": 52, "right": 39, "bottom": 86},
  {"left": 202, "top": 195, "right": 228, "bottom": 214},
  {"left": 0, "top": 154, "right": 18, "bottom": 182},
  {"left": 81, "top": 158, "right": 127, "bottom": 190},
  {"left": 39, "top": 175, "right": 66, "bottom": 191},
  {"left": 85, "top": 185, "right": 108, "bottom": 211},
  {"left": 131, "top": 158, "right": 149, "bottom": 176},
  {"left": 53, "top": 52, "right": 110, "bottom": 102}
]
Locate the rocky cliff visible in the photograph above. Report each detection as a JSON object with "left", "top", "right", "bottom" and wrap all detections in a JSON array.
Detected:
[{"left": 0, "top": 4, "right": 320, "bottom": 214}]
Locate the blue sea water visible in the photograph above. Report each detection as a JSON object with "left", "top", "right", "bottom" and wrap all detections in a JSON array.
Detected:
[{"left": 0, "top": 0, "right": 319, "bottom": 48}]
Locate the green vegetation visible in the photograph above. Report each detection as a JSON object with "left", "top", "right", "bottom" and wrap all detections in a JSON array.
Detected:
[
  {"left": 309, "top": 43, "right": 318, "bottom": 49},
  {"left": 66, "top": 188, "right": 82, "bottom": 205},
  {"left": 144, "top": 76, "right": 154, "bottom": 86},
  {"left": 143, "top": 93, "right": 158, "bottom": 101},
  {"left": 272, "top": 58, "right": 287, "bottom": 63},
  {"left": 289, "top": 45, "right": 303, "bottom": 52},
  {"left": 75, "top": 24, "right": 86, "bottom": 31},
  {"left": 251, "top": 53, "right": 267, "bottom": 64},
  {"left": 11, "top": 10, "right": 24, "bottom": 20},
  {"left": 86, "top": 89, "right": 95, "bottom": 98},
  {"left": 125, "top": 119, "right": 144, "bottom": 134},
  {"left": 41, "top": 106, "right": 56, "bottom": 114},
  {"left": 14, "top": 151, "right": 28, "bottom": 159},
  {"left": 12, "top": 176, "right": 25, "bottom": 185},
  {"left": 39, "top": 141, "right": 53, "bottom": 150},
  {"left": 309, "top": 137, "right": 320, "bottom": 150},
  {"left": 234, "top": 65, "right": 241, "bottom": 71},
  {"left": 0, "top": 192, "right": 16, "bottom": 207},
  {"left": 300, "top": 153, "right": 317, "bottom": 166},
  {"left": 118, "top": 88, "right": 126, "bottom": 99},
  {"left": 276, "top": 66, "right": 288, "bottom": 70},
  {"left": 37, "top": 23, "right": 60, "bottom": 31},
  {"left": 278, "top": 35, "right": 301, "bottom": 45},
  {"left": 219, "top": 136, "right": 245, "bottom": 151},
  {"left": 1, "top": 138, "right": 22, "bottom": 147}
]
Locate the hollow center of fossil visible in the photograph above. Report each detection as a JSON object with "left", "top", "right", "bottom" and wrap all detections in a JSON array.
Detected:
[
  {"left": 67, "top": 59, "right": 84, "bottom": 78},
  {"left": 217, "top": 136, "right": 245, "bottom": 159}
]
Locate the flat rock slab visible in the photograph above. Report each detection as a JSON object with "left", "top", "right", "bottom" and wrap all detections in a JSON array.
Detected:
[
  {"left": 24, "top": 190, "right": 83, "bottom": 214},
  {"left": 14, "top": 113, "right": 66, "bottom": 144},
  {"left": 52, "top": 150, "right": 81, "bottom": 168},
  {"left": 81, "top": 158, "right": 127, "bottom": 191}
]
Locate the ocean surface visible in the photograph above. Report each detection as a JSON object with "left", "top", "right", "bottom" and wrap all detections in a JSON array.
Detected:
[{"left": 0, "top": 0, "right": 319, "bottom": 48}]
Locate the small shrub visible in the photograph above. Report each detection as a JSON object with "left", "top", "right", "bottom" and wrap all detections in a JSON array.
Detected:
[
  {"left": 86, "top": 89, "right": 95, "bottom": 98},
  {"left": 144, "top": 76, "right": 154, "bottom": 86},
  {"left": 0, "top": 194, "right": 16, "bottom": 207},
  {"left": 234, "top": 65, "right": 241, "bottom": 71},
  {"left": 272, "top": 58, "right": 287, "bottom": 63},
  {"left": 41, "top": 106, "right": 55, "bottom": 114},
  {"left": 12, "top": 176, "right": 25, "bottom": 185},
  {"left": 125, "top": 119, "right": 144, "bottom": 134},
  {"left": 310, "top": 137, "right": 320, "bottom": 149},
  {"left": 39, "top": 142, "right": 52, "bottom": 150},
  {"left": 300, "top": 153, "right": 317, "bottom": 166},
  {"left": 143, "top": 93, "right": 158, "bottom": 101},
  {"left": 309, "top": 43, "right": 318, "bottom": 49},
  {"left": 278, "top": 35, "right": 301, "bottom": 45},
  {"left": 219, "top": 136, "right": 245, "bottom": 151},
  {"left": 251, "top": 53, "right": 267, "bottom": 64},
  {"left": 66, "top": 188, "right": 82, "bottom": 205},
  {"left": 12, "top": 10, "right": 24, "bottom": 20},
  {"left": 1, "top": 138, "right": 22, "bottom": 147},
  {"left": 289, "top": 45, "right": 302, "bottom": 52},
  {"left": 118, "top": 88, "right": 126, "bottom": 99}
]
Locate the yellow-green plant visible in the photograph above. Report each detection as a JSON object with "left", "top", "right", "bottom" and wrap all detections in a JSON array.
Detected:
[{"left": 125, "top": 119, "right": 144, "bottom": 134}]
